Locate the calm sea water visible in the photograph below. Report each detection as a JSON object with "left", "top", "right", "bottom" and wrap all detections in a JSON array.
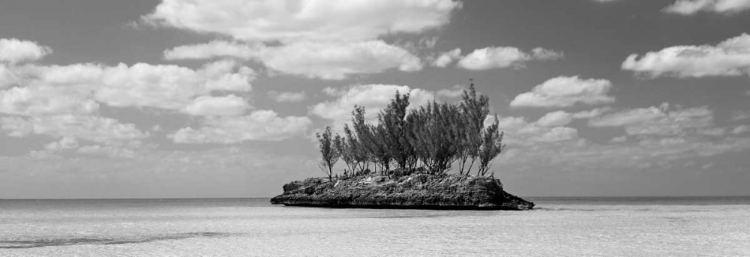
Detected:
[{"left": 1, "top": 197, "right": 749, "bottom": 256}]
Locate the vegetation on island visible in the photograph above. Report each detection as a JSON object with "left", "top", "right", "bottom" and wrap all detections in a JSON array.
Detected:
[{"left": 315, "top": 83, "right": 506, "bottom": 181}]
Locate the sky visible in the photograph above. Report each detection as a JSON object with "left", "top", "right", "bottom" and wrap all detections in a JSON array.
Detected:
[{"left": 1, "top": 0, "right": 749, "bottom": 199}]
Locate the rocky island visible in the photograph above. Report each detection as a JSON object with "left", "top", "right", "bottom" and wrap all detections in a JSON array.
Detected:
[
  {"left": 272, "top": 83, "right": 533, "bottom": 210},
  {"left": 271, "top": 173, "right": 534, "bottom": 210}
]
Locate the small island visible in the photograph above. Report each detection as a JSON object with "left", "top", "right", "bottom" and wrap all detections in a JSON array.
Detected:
[{"left": 272, "top": 83, "right": 534, "bottom": 210}]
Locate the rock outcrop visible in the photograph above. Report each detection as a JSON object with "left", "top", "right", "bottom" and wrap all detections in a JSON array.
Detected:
[{"left": 270, "top": 173, "right": 534, "bottom": 210}]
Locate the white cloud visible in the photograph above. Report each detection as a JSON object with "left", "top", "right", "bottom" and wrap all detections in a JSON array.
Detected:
[
  {"left": 436, "top": 84, "right": 467, "bottom": 98},
  {"left": 144, "top": 0, "right": 461, "bottom": 43},
  {"left": 269, "top": 91, "right": 307, "bottom": 103},
  {"left": 96, "top": 60, "right": 253, "bottom": 110},
  {"left": 733, "top": 125, "right": 750, "bottom": 135},
  {"left": 531, "top": 47, "right": 565, "bottom": 60},
  {"left": 164, "top": 40, "right": 263, "bottom": 60},
  {"left": 457, "top": 46, "right": 562, "bottom": 70},
  {"left": 664, "top": 0, "right": 750, "bottom": 15},
  {"left": 44, "top": 137, "right": 80, "bottom": 151},
  {"left": 0, "top": 65, "right": 20, "bottom": 88},
  {"left": 0, "top": 38, "right": 52, "bottom": 64},
  {"left": 1, "top": 114, "right": 149, "bottom": 145},
  {"left": 433, "top": 48, "right": 461, "bottom": 67},
  {"left": 260, "top": 40, "right": 422, "bottom": 80},
  {"left": 622, "top": 33, "right": 750, "bottom": 78},
  {"left": 164, "top": 40, "right": 422, "bottom": 79},
  {"left": 571, "top": 107, "right": 612, "bottom": 119},
  {"left": 1, "top": 60, "right": 254, "bottom": 116},
  {"left": 495, "top": 114, "right": 579, "bottom": 145},
  {"left": 731, "top": 110, "right": 750, "bottom": 121},
  {"left": 310, "top": 84, "right": 435, "bottom": 128},
  {"left": 169, "top": 110, "right": 312, "bottom": 143},
  {"left": 536, "top": 111, "right": 573, "bottom": 127},
  {"left": 589, "top": 104, "right": 715, "bottom": 136},
  {"left": 510, "top": 76, "right": 615, "bottom": 108},
  {"left": 322, "top": 87, "right": 347, "bottom": 97},
  {"left": 181, "top": 95, "right": 250, "bottom": 116}
]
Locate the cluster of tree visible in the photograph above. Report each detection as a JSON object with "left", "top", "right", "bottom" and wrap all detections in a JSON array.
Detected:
[{"left": 316, "top": 83, "right": 505, "bottom": 181}]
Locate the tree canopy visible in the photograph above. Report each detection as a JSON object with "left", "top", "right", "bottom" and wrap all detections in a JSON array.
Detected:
[{"left": 316, "top": 83, "right": 506, "bottom": 180}]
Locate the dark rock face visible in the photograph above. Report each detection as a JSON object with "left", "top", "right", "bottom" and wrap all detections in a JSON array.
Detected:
[{"left": 270, "top": 174, "right": 534, "bottom": 210}]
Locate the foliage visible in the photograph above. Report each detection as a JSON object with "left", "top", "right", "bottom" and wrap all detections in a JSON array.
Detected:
[
  {"left": 314, "top": 82, "right": 506, "bottom": 180},
  {"left": 316, "top": 126, "right": 341, "bottom": 181}
]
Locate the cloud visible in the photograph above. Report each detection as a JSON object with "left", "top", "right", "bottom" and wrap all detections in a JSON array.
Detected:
[
  {"left": 664, "top": 0, "right": 750, "bottom": 15},
  {"left": 0, "top": 38, "right": 52, "bottom": 64},
  {"left": 622, "top": 33, "right": 750, "bottom": 78},
  {"left": 164, "top": 40, "right": 423, "bottom": 80},
  {"left": 310, "top": 84, "right": 435, "bottom": 128},
  {"left": 433, "top": 48, "right": 462, "bottom": 67},
  {"left": 510, "top": 76, "right": 615, "bottom": 108},
  {"left": 436, "top": 84, "right": 467, "bottom": 98},
  {"left": 164, "top": 40, "right": 263, "bottom": 60},
  {"left": 589, "top": 104, "right": 715, "bottom": 136},
  {"left": 733, "top": 125, "right": 750, "bottom": 135},
  {"left": 1, "top": 114, "right": 149, "bottom": 145},
  {"left": 731, "top": 110, "right": 750, "bottom": 121},
  {"left": 260, "top": 40, "right": 422, "bottom": 80},
  {"left": 494, "top": 114, "right": 579, "bottom": 145},
  {"left": 536, "top": 111, "right": 573, "bottom": 127},
  {"left": 181, "top": 95, "right": 250, "bottom": 116},
  {"left": 1, "top": 60, "right": 255, "bottom": 116},
  {"left": 96, "top": 60, "right": 254, "bottom": 110},
  {"left": 457, "top": 47, "right": 563, "bottom": 70},
  {"left": 571, "top": 107, "right": 612, "bottom": 119},
  {"left": 169, "top": 110, "right": 312, "bottom": 143},
  {"left": 269, "top": 91, "right": 307, "bottom": 103},
  {"left": 44, "top": 137, "right": 80, "bottom": 151},
  {"left": 144, "top": 0, "right": 461, "bottom": 43}
]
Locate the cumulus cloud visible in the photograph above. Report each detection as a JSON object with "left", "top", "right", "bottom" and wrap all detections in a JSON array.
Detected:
[
  {"left": 96, "top": 60, "right": 254, "bottom": 110},
  {"left": 510, "top": 76, "right": 615, "bottom": 108},
  {"left": 589, "top": 104, "right": 715, "bottom": 136},
  {"left": 436, "top": 84, "right": 467, "bottom": 98},
  {"left": 0, "top": 38, "right": 51, "bottom": 64},
  {"left": 164, "top": 40, "right": 263, "bottom": 60},
  {"left": 1, "top": 59, "right": 255, "bottom": 117},
  {"left": 433, "top": 48, "right": 462, "bottom": 67},
  {"left": 144, "top": 0, "right": 461, "bottom": 43},
  {"left": 622, "top": 33, "right": 750, "bottom": 78},
  {"left": 664, "top": 0, "right": 750, "bottom": 15},
  {"left": 260, "top": 40, "right": 422, "bottom": 80},
  {"left": 1, "top": 115, "right": 149, "bottom": 145},
  {"left": 269, "top": 91, "right": 307, "bottom": 103},
  {"left": 44, "top": 137, "right": 80, "bottom": 152},
  {"left": 457, "top": 46, "right": 562, "bottom": 70},
  {"left": 181, "top": 95, "right": 250, "bottom": 116},
  {"left": 536, "top": 111, "right": 573, "bottom": 127},
  {"left": 310, "top": 84, "right": 435, "bottom": 128},
  {"left": 164, "top": 40, "right": 422, "bottom": 80},
  {"left": 494, "top": 114, "right": 579, "bottom": 145},
  {"left": 169, "top": 110, "right": 312, "bottom": 143}
]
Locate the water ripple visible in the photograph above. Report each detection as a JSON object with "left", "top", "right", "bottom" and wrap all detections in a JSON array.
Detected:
[{"left": 0, "top": 232, "right": 236, "bottom": 249}]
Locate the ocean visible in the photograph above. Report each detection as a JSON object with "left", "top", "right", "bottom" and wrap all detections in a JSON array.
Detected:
[{"left": 1, "top": 197, "right": 749, "bottom": 256}]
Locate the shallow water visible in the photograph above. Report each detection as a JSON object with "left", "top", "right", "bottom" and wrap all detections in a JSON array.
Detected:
[{"left": 1, "top": 197, "right": 749, "bottom": 256}]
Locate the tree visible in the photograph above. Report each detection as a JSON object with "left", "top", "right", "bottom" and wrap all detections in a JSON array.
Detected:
[
  {"left": 316, "top": 126, "right": 341, "bottom": 181},
  {"left": 477, "top": 115, "right": 505, "bottom": 176},
  {"left": 458, "top": 81, "right": 490, "bottom": 175},
  {"left": 377, "top": 91, "right": 415, "bottom": 171}
]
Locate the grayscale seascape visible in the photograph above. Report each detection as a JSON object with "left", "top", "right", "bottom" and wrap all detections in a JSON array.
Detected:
[
  {"left": 2, "top": 198, "right": 749, "bottom": 256},
  {"left": 2, "top": 0, "right": 750, "bottom": 256}
]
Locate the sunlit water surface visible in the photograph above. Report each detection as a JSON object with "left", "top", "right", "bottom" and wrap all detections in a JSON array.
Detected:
[{"left": 1, "top": 197, "right": 749, "bottom": 256}]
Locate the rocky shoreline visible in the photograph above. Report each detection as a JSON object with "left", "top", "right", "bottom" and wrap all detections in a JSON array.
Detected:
[{"left": 270, "top": 173, "right": 534, "bottom": 210}]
